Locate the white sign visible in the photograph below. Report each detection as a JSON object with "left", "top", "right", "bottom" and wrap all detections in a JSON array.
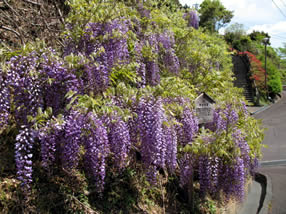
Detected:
[{"left": 195, "top": 93, "right": 215, "bottom": 124}]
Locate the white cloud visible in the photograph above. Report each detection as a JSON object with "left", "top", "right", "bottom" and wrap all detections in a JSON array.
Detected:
[
  {"left": 180, "top": 0, "right": 283, "bottom": 25},
  {"left": 247, "top": 21, "right": 286, "bottom": 48},
  {"left": 247, "top": 21, "right": 286, "bottom": 35}
]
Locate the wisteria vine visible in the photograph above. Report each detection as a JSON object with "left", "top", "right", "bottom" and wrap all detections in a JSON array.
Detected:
[{"left": 0, "top": 1, "right": 263, "bottom": 204}]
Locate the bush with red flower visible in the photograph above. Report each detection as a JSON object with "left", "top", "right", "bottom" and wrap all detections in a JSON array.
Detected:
[{"left": 238, "top": 51, "right": 267, "bottom": 94}]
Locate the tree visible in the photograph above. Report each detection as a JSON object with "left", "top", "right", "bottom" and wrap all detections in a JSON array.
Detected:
[
  {"left": 277, "top": 43, "right": 286, "bottom": 84},
  {"left": 278, "top": 43, "right": 286, "bottom": 58},
  {"left": 249, "top": 30, "right": 270, "bottom": 45},
  {"left": 224, "top": 23, "right": 253, "bottom": 51},
  {"left": 198, "top": 0, "right": 233, "bottom": 33},
  {"left": 224, "top": 23, "right": 246, "bottom": 46},
  {"left": 225, "top": 22, "right": 246, "bottom": 36}
]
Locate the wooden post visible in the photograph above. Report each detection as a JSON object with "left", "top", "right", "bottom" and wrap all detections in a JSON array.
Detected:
[{"left": 188, "top": 170, "right": 194, "bottom": 213}]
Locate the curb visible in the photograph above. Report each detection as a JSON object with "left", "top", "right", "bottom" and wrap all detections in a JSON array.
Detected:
[
  {"left": 255, "top": 173, "right": 272, "bottom": 214},
  {"left": 249, "top": 91, "right": 284, "bottom": 116},
  {"left": 238, "top": 173, "right": 272, "bottom": 214},
  {"left": 250, "top": 105, "right": 271, "bottom": 116}
]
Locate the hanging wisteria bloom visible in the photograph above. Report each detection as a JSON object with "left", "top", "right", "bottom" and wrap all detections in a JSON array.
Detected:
[
  {"left": 179, "top": 154, "right": 191, "bottom": 187},
  {"left": 198, "top": 155, "right": 212, "bottom": 196},
  {"left": 232, "top": 128, "right": 250, "bottom": 168},
  {"left": 179, "top": 108, "right": 199, "bottom": 145},
  {"left": 39, "top": 117, "right": 65, "bottom": 170},
  {"left": 163, "top": 124, "right": 178, "bottom": 173},
  {"left": 144, "top": 34, "right": 161, "bottom": 86},
  {"left": 134, "top": 41, "right": 146, "bottom": 87},
  {"left": 39, "top": 52, "right": 80, "bottom": 115},
  {"left": 223, "top": 104, "right": 239, "bottom": 128},
  {"left": 240, "top": 101, "right": 249, "bottom": 118},
  {"left": 137, "top": 2, "right": 151, "bottom": 18},
  {"left": 137, "top": 97, "right": 166, "bottom": 183},
  {"left": 0, "top": 71, "right": 10, "bottom": 127},
  {"left": 83, "top": 112, "right": 109, "bottom": 192},
  {"left": 184, "top": 10, "right": 199, "bottom": 29},
  {"left": 8, "top": 53, "right": 43, "bottom": 124},
  {"left": 15, "top": 126, "right": 35, "bottom": 190},
  {"left": 64, "top": 19, "right": 131, "bottom": 94},
  {"left": 104, "top": 114, "right": 131, "bottom": 170},
  {"left": 62, "top": 111, "right": 84, "bottom": 170},
  {"left": 157, "top": 31, "right": 180, "bottom": 74},
  {"left": 207, "top": 105, "right": 238, "bottom": 133}
]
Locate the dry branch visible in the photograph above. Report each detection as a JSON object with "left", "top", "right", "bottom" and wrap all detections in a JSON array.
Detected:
[
  {"left": 3, "top": 0, "right": 20, "bottom": 16},
  {"left": 22, "top": 0, "right": 42, "bottom": 6},
  {"left": 53, "top": 1, "right": 65, "bottom": 24},
  {"left": 0, "top": 0, "right": 65, "bottom": 49},
  {"left": 0, "top": 25, "right": 24, "bottom": 45}
]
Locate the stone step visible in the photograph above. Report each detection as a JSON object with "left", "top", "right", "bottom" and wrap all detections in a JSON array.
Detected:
[{"left": 232, "top": 55, "right": 255, "bottom": 103}]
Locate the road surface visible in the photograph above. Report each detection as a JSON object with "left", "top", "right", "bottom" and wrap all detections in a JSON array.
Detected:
[{"left": 255, "top": 92, "right": 286, "bottom": 214}]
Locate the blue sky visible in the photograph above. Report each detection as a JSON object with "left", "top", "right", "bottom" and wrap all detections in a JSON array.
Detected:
[{"left": 179, "top": 0, "right": 286, "bottom": 48}]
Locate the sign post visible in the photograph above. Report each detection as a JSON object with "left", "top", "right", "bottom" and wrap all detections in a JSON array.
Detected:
[
  {"left": 195, "top": 93, "right": 215, "bottom": 125},
  {"left": 187, "top": 93, "right": 215, "bottom": 212}
]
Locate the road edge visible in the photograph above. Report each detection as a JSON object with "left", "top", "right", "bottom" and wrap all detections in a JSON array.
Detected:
[
  {"left": 255, "top": 173, "right": 272, "bottom": 214},
  {"left": 251, "top": 92, "right": 284, "bottom": 116}
]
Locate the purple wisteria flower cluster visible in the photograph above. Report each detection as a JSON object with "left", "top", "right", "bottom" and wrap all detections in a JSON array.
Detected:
[
  {"left": 15, "top": 126, "right": 35, "bottom": 190},
  {"left": 104, "top": 114, "right": 131, "bottom": 170},
  {"left": 157, "top": 31, "right": 180, "bottom": 74},
  {"left": 64, "top": 19, "right": 131, "bottom": 94},
  {"left": 179, "top": 107, "right": 199, "bottom": 145},
  {"left": 143, "top": 31, "right": 180, "bottom": 86},
  {"left": 0, "top": 70, "right": 10, "bottom": 127},
  {"left": 82, "top": 112, "right": 109, "bottom": 192},
  {"left": 8, "top": 53, "right": 43, "bottom": 124},
  {"left": 62, "top": 111, "right": 84, "bottom": 170},
  {"left": 39, "top": 53, "right": 79, "bottom": 115},
  {"left": 137, "top": 97, "right": 166, "bottom": 183},
  {"left": 184, "top": 10, "right": 200, "bottom": 29},
  {"left": 179, "top": 154, "right": 194, "bottom": 187},
  {"left": 38, "top": 117, "right": 65, "bottom": 170},
  {"left": 134, "top": 41, "right": 147, "bottom": 87},
  {"left": 193, "top": 104, "right": 257, "bottom": 200},
  {"left": 163, "top": 125, "right": 178, "bottom": 173}
]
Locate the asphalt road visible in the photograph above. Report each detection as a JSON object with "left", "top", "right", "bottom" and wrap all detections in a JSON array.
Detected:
[{"left": 255, "top": 92, "right": 286, "bottom": 214}]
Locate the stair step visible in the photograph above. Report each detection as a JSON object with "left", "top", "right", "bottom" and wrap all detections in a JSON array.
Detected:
[{"left": 232, "top": 55, "right": 256, "bottom": 102}]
